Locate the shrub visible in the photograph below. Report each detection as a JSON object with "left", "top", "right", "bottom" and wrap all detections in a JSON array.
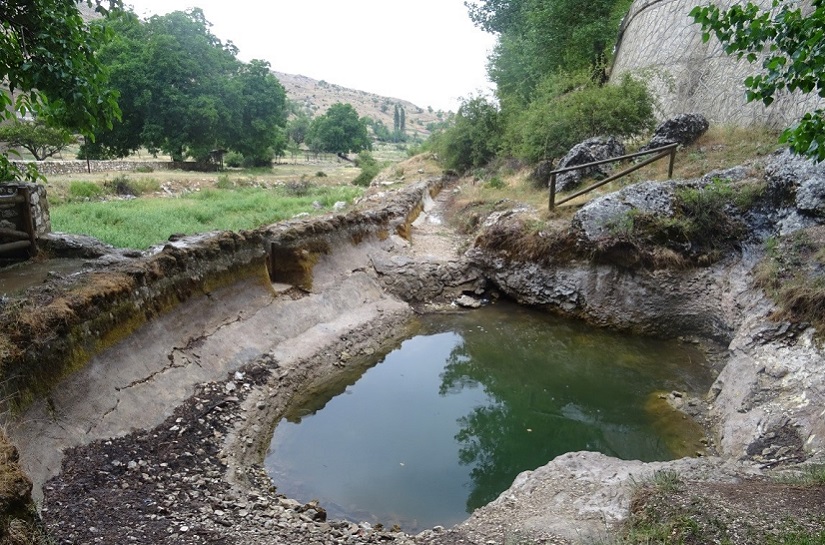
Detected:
[
  {"left": 352, "top": 151, "right": 380, "bottom": 187},
  {"left": 68, "top": 181, "right": 104, "bottom": 200},
  {"left": 134, "top": 165, "right": 154, "bottom": 173},
  {"left": 104, "top": 175, "right": 160, "bottom": 196},
  {"left": 215, "top": 174, "right": 234, "bottom": 189},
  {"left": 224, "top": 151, "right": 243, "bottom": 168},
  {"left": 433, "top": 96, "right": 502, "bottom": 173},
  {"left": 315, "top": 171, "right": 327, "bottom": 177},
  {"left": 284, "top": 178, "right": 312, "bottom": 196},
  {"left": 506, "top": 72, "right": 656, "bottom": 163},
  {"left": 486, "top": 176, "right": 506, "bottom": 189}
]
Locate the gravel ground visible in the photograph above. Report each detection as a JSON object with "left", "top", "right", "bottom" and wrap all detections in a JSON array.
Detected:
[{"left": 41, "top": 362, "right": 427, "bottom": 545}]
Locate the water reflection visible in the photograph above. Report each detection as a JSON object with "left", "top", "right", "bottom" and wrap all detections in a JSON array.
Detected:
[
  {"left": 265, "top": 302, "right": 712, "bottom": 531},
  {"left": 434, "top": 306, "right": 709, "bottom": 510}
]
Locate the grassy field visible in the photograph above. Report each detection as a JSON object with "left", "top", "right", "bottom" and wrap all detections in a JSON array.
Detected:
[
  {"left": 44, "top": 153, "right": 388, "bottom": 249},
  {"left": 51, "top": 183, "right": 364, "bottom": 249}
]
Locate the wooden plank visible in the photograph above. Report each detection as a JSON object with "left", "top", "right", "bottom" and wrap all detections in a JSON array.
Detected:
[
  {"left": 554, "top": 149, "right": 672, "bottom": 208},
  {"left": 0, "top": 228, "right": 29, "bottom": 241},
  {"left": 0, "top": 194, "right": 25, "bottom": 204},
  {"left": 548, "top": 143, "right": 679, "bottom": 176},
  {"left": 0, "top": 240, "right": 32, "bottom": 254},
  {"left": 20, "top": 187, "right": 37, "bottom": 256}
]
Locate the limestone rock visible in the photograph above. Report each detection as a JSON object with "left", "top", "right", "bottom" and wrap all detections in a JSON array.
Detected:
[
  {"left": 572, "top": 180, "right": 676, "bottom": 243},
  {"left": 530, "top": 160, "right": 555, "bottom": 189},
  {"left": 796, "top": 177, "right": 825, "bottom": 216},
  {"left": 454, "top": 294, "right": 483, "bottom": 309},
  {"left": 642, "top": 113, "right": 709, "bottom": 151},
  {"left": 555, "top": 136, "right": 626, "bottom": 192}
]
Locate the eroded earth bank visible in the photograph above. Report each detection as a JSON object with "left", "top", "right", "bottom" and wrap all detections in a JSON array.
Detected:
[{"left": 1, "top": 149, "right": 824, "bottom": 544}]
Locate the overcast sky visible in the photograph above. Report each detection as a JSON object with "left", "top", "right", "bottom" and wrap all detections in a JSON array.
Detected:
[{"left": 127, "top": 0, "right": 497, "bottom": 111}]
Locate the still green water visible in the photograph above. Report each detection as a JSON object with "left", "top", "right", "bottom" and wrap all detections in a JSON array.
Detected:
[{"left": 265, "top": 302, "right": 712, "bottom": 532}]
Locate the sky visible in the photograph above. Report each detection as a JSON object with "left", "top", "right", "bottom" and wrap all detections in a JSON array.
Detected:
[{"left": 127, "top": 0, "right": 498, "bottom": 112}]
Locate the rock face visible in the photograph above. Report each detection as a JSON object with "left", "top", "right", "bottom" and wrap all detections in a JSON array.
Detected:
[
  {"left": 641, "top": 113, "right": 709, "bottom": 151},
  {"left": 436, "top": 452, "right": 755, "bottom": 544},
  {"left": 555, "top": 136, "right": 626, "bottom": 192},
  {"left": 470, "top": 148, "right": 825, "bottom": 464}
]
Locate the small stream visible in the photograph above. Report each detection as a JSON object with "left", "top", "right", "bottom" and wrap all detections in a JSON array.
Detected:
[{"left": 265, "top": 302, "right": 713, "bottom": 532}]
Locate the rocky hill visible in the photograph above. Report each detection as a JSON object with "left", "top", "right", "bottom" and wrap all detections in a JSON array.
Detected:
[{"left": 273, "top": 71, "right": 448, "bottom": 140}]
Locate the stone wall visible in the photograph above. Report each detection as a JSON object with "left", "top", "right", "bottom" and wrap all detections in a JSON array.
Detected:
[
  {"left": 610, "top": 0, "right": 825, "bottom": 127},
  {"left": 9, "top": 160, "right": 173, "bottom": 176},
  {"left": 0, "top": 183, "right": 50, "bottom": 237}
]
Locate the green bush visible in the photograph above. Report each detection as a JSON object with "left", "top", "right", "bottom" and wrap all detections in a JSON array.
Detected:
[
  {"left": 215, "top": 174, "right": 234, "bottom": 189},
  {"left": 352, "top": 151, "right": 380, "bottom": 187},
  {"left": 506, "top": 72, "right": 656, "bottom": 162},
  {"left": 433, "top": 96, "right": 502, "bottom": 173},
  {"left": 103, "top": 175, "right": 160, "bottom": 196},
  {"left": 486, "top": 176, "right": 506, "bottom": 189},
  {"left": 68, "top": 181, "right": 105, "bottom": 200},
  {"left": 134, "top": 165, "right": 154, "bottom": 173},
  {"left": 224, "top": 151, "right": 243, "bottom": 168}
]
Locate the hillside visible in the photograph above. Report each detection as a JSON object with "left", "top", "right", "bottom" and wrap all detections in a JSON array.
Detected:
[{"left": 273, "top": 71, "right": 448, "bottom": 141}]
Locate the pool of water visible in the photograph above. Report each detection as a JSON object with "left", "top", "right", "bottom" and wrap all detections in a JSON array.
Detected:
[
  {"left": 0, "top": 258, "right": 89, "bottom": 295},
  {"left": 265, "top": 302, "right": 713, "bottom": 532}
]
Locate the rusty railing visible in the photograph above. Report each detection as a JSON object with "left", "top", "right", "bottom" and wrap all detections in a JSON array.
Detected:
[{"left": 548, "top": 142, "right": 678, "bottom": 210}]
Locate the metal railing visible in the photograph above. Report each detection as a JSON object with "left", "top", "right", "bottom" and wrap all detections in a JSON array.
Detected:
[{"left": 548, "top": 142, "right": 678, "bottom": 210}]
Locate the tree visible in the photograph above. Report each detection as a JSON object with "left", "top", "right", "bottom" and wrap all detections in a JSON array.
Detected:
[
  {"left": 0, "top": 0, "right": 121, "bottom": 180},
  {"left": 691, "top": 1, "right": 825, "bottom": 162},
  {"left": 85, "top": 8, "right": 288, "bottom": 164},
  {"left": 139, "top": 8, "right": 238, "bottom": 161},
  {"left": 433, "top": 96, "right": 502, "bottom": 173},
  {"left": 306, "top": 103, "right": 371, "bottom": 156},
  {"left": 224, "top": 59, "right": 287, "bottom": 165},
  {"left": 286, "top": 111, "right": 312, "bottom": 147},
  {"left": 79, "top": 10, "right": 148, "bottom": 159},
  {"left": 467, "top": 0, "right": 626, "bottom": 103},
  {"left": 392, "top": 104, "right": 407, "bottom": 142},
  {"left": 0, "top": 120, "right": 75, "bottom": 160}
]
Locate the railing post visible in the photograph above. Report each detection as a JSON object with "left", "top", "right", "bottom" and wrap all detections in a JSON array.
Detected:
[
  {"left": 549, "top": 173, "right": 557, "bottom": 211},
  {"left": 668, "top": 145, "right": 676, "bottom": 179}
]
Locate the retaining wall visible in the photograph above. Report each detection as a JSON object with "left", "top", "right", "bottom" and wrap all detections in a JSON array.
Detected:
[
  {"left": 9, "top": 160, "right": 173, "bottom": 176},
  {"left": 610, "top": 0, "right": 825, "bottom": 127}
]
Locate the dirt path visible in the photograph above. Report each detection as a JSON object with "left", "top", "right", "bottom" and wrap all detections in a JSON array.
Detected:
[{"left": 408, "top": 186, "right": 463, "bottom": 261}]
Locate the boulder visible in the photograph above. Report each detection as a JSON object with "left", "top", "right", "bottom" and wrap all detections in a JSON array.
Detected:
[
  {"left": 571, "top": 180, "right": 677, "bottom": 243},
  {"left": 555, "top": 136, "right": 625, "bottom": 192},
  {"left": 642, "top": 113, "right": 709, "bottom": 151},
  {"left": 796, "top": 177, "right": 825, "bottom": 217},
  {"left": 530, "top": 160, "right": 555, "bottom": 189}
]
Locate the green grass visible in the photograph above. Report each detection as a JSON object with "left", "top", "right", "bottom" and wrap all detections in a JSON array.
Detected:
[
  {"left": 774, "top": 464, "right": 825, "bottom": 485},
  {"left": 51, "top": 185, "right": 362, "bottom": 249}
]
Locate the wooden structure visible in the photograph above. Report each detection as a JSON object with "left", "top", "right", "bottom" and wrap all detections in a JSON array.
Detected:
[
  {"left": 549, "top": 143, "right": 678, "bottom": 210},
  {"left": 0, "top": 186, "right": 37, "bottom": 257}
]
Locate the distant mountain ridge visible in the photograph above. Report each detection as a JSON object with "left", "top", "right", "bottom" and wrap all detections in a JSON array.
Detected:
[{"left": 272, "top": 71, "right": 448, "bottom": 139}]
